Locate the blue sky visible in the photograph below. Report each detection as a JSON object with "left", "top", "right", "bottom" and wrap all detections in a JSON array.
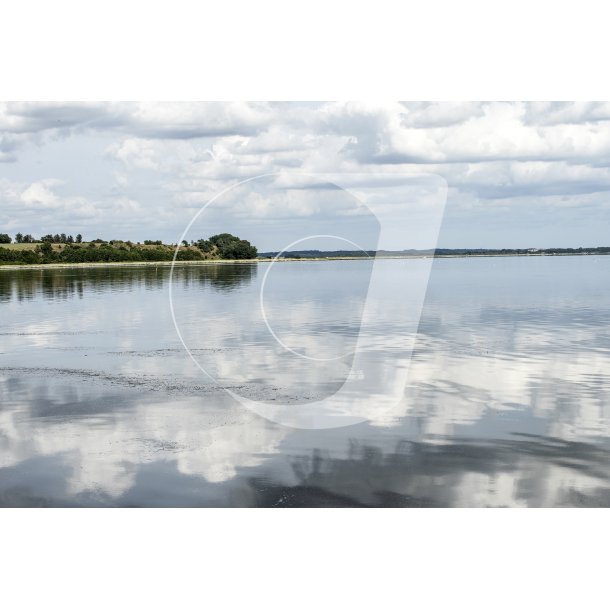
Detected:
[{"left": 2, "top": 101, "right": 610, "bottom": 250}]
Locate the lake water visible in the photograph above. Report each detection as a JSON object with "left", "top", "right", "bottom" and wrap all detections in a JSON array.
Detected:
[{"left": 1, "top": 256, "right": 609, "bottom": 507}]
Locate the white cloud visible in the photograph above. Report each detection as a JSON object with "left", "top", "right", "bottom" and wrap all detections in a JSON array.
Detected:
[
  {"left": 0, "top": 101, "right": 272, "bottom": 143},
  {"left": 20, "top": 178, "right": 64, "bottom": 207},
  {"left": 0, "top": 177, "right": 145, "bottom": 235},
  {"left": 402, "top": 101, "right": 485, "bottom": 128},
  {"left": 108, "top": 138, "right": 165, "bottom": 170},
  {"left": 2, "top": 101, "right": 610, "bottom": 247}
]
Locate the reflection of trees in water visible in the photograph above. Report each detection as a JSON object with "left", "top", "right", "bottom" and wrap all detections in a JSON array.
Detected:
[
  {"left": 250, "top": 435, "right": 610, "bottom": 507},
  {"left": 0, "top": 264, "right": 257, "bottom": 302},
  {"left": 177, "top": 264, "right": 257, "bottom": 292}
]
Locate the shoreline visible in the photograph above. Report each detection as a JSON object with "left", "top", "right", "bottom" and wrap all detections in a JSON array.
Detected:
[
  {"left": 0, "top": 259, "right": 259, "bottom": 271},
  {"left": 0, "top": 251, "right": 608, "bottom": 271}
]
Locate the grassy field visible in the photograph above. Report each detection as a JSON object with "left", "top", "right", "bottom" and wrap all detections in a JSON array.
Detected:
[{"left": 1, "top": 243, "right": 40, "bottom": 250}]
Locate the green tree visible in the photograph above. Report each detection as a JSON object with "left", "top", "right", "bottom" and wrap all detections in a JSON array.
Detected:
[
  {"left": 76, "top": 234, "right": 82, "bottom": 243},
  {"left": 209, "top": 233, "right": 239, "bottom": 249},
  {"left": 221, "top": 239, "right": 257, "bottom": 259},
  {"left": 15, "top": 233, "right": 23, "bottom": 243},
  {"left": 196, "top": 239, "right": 214, "bottom": 253},
  {"left": 207, "top": 233, "right": 257, "bottom": 259},
  {"left": 0, "top": 233, "right": 11, "bottom": 244}
]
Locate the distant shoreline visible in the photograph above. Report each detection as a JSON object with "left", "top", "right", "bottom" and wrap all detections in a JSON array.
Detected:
[{"left": 1, "top": 251, "right": 609, "bottom": 271}]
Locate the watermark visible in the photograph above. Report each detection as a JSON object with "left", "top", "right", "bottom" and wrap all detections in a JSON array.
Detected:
[
  {"left": 260, "top": 234, "right": 372, "bottom": 363},
  {"left": 170, "top": 172, "right": 447, "bottom": 429}
]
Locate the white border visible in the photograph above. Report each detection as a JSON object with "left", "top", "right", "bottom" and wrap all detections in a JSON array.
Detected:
[
  {"left": 2, "top": 1, "right": 610, "bottom": 99},
  {"left": 1, "top": 509, "right": 607, "bottom": 610},
  {"left": 2, "top": 1, "right": 608, "bottom": 607}
]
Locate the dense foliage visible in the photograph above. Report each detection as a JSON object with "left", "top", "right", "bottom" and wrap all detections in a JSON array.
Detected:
[
  {"left": 40, "top": 233, "right": 76, "bottom": 243},
  {"left": 0, "top": 232, "right": 258, "bottom": 265},
  {"left": 14, "top": 233, "right": 36, "bottom": 243},
  {"left": 0, "top": 243, "right": 207, "bottom": 265},
  {"left": 13, "top": 232, "right": 82, "bottom": 244},
  {"left": 205, "top": 233, "right": 258, "bottom": 259}
]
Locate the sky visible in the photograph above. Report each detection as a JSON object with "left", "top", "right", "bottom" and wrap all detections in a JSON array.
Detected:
[{"left": 2, "top": 101, "right": 610, "bottom": 250}]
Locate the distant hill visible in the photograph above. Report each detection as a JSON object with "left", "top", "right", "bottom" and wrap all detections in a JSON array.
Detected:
[{"left": 259, "top": 247, "right": 610, "bottom": 259}]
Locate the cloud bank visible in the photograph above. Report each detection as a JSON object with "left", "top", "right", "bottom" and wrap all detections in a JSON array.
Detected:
[{"left": 1, "top": 101, "right": 610, "bottom": 248}]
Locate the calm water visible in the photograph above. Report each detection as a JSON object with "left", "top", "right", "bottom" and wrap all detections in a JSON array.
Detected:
[{"left": 1, "top": 257, "right": 609, "bottom": 507}]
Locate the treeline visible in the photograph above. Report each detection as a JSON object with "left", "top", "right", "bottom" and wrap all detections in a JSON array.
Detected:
[
  {"left": 432, "top": 247, "right": 610, "bottom": 256},
  {"left": 0, "top": 243, "right": 205, "bottom": 265},
  {"left": 259, "top": 249, "right": 376, "bottom": 259},
  {"left": 0, "top": 232, "right": 258, "bottom": 265},
  {"left": 0, "top": 232, "right": 84, "bottom": 244},
  {"left": 260, "top": 247, "right": 610, "bottom": 259}
]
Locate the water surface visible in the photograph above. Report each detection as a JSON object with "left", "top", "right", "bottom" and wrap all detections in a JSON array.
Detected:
[{"left": 1, "top": 257, "right": 609, "bottom": 506}]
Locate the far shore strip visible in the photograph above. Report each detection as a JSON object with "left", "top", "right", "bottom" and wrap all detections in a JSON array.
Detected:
[{"left": 0, "top": 251, "right": 606, "bottom": 271}]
